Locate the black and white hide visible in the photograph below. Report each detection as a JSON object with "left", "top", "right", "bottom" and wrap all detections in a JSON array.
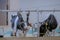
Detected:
[
  {"left": 39, "top": 14, "right": 58, "bottom": 37},
  {"left": 11, "top": 12, "right": 25, "bottom": 36}
]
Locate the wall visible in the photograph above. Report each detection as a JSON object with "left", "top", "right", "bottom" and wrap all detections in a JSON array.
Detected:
[
  {"left": 9, "top": 0, "right": 60, "bottom": 29},
  {"left": 0, "top": 0, "right": 7, "bottom": 25},
  {"left": 8, "top": 0, "right": 20, "bottom": 27}
]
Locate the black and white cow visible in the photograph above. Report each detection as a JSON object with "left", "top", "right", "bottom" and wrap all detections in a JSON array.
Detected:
[
  {"left": 39, "top": 14, "right": 58, "bottom": 37},
  {"left": 11, "top": 12, "right": 25, "bottom": 36}
]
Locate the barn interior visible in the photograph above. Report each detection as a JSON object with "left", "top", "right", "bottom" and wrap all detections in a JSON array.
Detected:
[{"left": 0, "top": 0, "right": 60, "bottom": 40}]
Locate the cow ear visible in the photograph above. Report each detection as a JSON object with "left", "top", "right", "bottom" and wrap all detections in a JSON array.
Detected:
[
  {"left": 11, "top": 15, "right": 14, "bottom": 18},
  {"left": 11, "top": 15, "right": 13, "bottom": 17}
]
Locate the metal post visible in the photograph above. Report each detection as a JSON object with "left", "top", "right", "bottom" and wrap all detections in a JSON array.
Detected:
[{"left": 37, "top": 11, "right": 40, "bottom": 37}]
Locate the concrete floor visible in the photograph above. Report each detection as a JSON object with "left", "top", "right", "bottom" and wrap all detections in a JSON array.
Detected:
[{"left": 0, "top": 37, "right": 60, "bottom": 40}]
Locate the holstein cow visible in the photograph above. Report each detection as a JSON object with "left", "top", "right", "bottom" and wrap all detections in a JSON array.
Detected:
[{"left": 39, "top": 14, "right": 58, "bottom": 37}]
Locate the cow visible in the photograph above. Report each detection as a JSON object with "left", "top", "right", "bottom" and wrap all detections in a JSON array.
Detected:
[
  {"left": 39, "top": 14, "right": 58, "bottom": 37},
  {"left": 11, "top": 12, "right": 25, "bottom": 36}
]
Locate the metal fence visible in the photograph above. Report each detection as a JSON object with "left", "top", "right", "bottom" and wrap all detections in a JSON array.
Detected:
[{"left": 0, "top": 9, "right": 60, "bottom": 37}]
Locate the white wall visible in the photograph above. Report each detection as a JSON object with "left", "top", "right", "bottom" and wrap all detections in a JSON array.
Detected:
[
  {"left": 9, "top": 0, "right": 60, "bottom": 29},
  {"left": 8, "top": 0, "right": 20, "bottom": 27}
]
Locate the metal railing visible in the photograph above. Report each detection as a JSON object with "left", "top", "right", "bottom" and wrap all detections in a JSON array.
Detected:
[
  {"left": 0, "top": 10, "right": 60, "bottom": 12},
  {"left": 0, "top": 9, "right": 60, "bottom": 37}
]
